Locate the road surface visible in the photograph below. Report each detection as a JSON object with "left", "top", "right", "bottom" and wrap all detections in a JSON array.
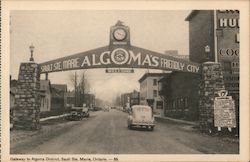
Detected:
[{"left": 11, "top": 109, "right": 239, "bottom": 154}]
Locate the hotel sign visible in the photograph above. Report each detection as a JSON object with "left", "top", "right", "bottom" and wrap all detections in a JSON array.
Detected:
[
  {"left": 39, "top": 46, "right": 200, "bottom": 74},
  {"left": 217, "top": 10, "right": 239, "bottom": 62}
]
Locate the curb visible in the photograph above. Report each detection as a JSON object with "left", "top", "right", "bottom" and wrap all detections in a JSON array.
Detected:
[
  {"left": 40, "top": 114, "right": 69, "bottom": 122},
  {"left": 154, "top": 116, "right": 199, "bottom": 126}
]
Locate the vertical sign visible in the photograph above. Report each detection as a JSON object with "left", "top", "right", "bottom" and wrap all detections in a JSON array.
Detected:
[
  {"left": 217, "top": 10, "right": 239, "bottom": 67},
  {"left": 214, "top": 95, "right": 236, "bottom": 128},
  {"left": 216, "top": 10, "right": 239, "bottom": 92}
]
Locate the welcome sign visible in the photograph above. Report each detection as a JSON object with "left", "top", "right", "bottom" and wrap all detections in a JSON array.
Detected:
[{"left": 39, "top": 46, "right": 200, "bottom": 74}]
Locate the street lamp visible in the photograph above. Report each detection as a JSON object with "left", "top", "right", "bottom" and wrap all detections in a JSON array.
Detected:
[
  {"left": 29, "top": 44, "right": 35, "bottom": 62},
  {"left": 204, "top": 45, "right": 210, "bottom": 61}
]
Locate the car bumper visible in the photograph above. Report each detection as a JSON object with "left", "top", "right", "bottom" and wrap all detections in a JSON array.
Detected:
[{"left": 130, "top": 122, "right": 155, "bottom": 127}]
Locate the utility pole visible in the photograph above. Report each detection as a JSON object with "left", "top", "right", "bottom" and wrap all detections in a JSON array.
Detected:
[
  {"left": 82, "top": 73, "right": 85, "bottom": 106},
  {"left": 75, "top": 71, "right": 77, "bottom": 106},
  {"left": 214, "top": 10, "right": 218, "bottom": 63}
]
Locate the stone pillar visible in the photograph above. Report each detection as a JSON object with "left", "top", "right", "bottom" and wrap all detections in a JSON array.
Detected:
[
  {"left": 199, "top": 62, "right": 225, "bottom": 132},
  {"left": 14, "top": 62, "right": 41, "bottom": 130}
]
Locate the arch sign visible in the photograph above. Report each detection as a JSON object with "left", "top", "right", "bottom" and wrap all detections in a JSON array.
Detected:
[{"left": 39, "top": 21, "right": 200, "bottom": 74}]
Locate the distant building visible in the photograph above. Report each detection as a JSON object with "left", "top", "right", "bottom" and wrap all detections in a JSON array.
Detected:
[
  {"left": 51, "top": 84, "right": 67, "bottom": 113},
  {"left": 67, "top": 91, "right": 95, "bottom": 108},
  {"left": 121, "top": 93, "right": 131, "bottom": 109},
  {"left": 120, "top": 90, "right": 140, "bottom": 110},
  {"left": 95, "top": 98, "right": 106, "bottom": 108},
  {"left": 66, "top": 90, "right": 75, "bottom": 106},
  {"left": 138, "top": 73, "right": 164, "bottom": 116},
  {"left": 84, "top": 93, "right": 95, "bottom": 108},
  {"left": 130, "top": 90, "right": 140, "bottom": 107},
  {"left": 40, "top": 80, "right": 52, "bottom": 112}
]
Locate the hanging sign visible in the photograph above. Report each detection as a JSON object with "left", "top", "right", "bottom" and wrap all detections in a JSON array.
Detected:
[
  {"left": 105, "top": 68, "right": 134, "bottom": 73},
  {"left": 39, "top": 46, "right": 200, "bottom": 74}
]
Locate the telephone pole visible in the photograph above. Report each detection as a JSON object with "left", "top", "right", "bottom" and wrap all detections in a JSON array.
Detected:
[{"left": 75, "top": 71, "right": 77, "bottom": 106}]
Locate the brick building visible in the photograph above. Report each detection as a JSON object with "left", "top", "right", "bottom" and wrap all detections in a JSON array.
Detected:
[
  {"left": 185, "top": 10, "right": 239, "bottom": 127},
  {"left": 139, "top": 73, "right": 164, "bottom": 116},
  {"left": 159, "top": 72, "right": 200, "bottom": 120},
  {"left": 158, "top": 10, "right": 239, "bottom": 123}
]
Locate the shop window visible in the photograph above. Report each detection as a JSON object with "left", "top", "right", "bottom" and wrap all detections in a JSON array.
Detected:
[
  {"left": 184, "top": 97, "right": 188, "bottom": 107},
  {"left": 177, "top": 98, "right": 183, "bottom": 109},
  {"left": 153, "top": 90, "right": 157, "bottom": 97},
  {"left": 231, "top": 61, "right": 239, "bottom": 68},
  {"left": 168, "top": 100, "right": 172, "bottom": 109},
  {"left": 153, "top": 79, "right": 157, "bottom": 86},
  {"left": 172, "top": 100, "right": 176, "bottom": 109},
  {"left": 177, "top": 98, "right": 180, "bottom": 108},
  {"left": 156, "top": 101, "right": 163, "bottom": 109},
  {"left": 180, "top": 98, "right": 184, "bottom": 108},
  {"left": 47, "top": 98, "right": 49, "bottom": 109}
]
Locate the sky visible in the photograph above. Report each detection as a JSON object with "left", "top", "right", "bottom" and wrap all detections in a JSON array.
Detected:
[{"left": 10, "top": 10, "right": 190, "bottom": 102}]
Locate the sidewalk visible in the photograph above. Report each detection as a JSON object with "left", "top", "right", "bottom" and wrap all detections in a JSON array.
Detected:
[
  {"left": 154, "top": 115, "right": 199, "bottom": 126},
  {"left": 40, "top": 113, "right": 69, "bottom": 122}
]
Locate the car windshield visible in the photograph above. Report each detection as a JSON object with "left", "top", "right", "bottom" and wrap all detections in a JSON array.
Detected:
[{"left": 71, "top": 107, "right": 83, "bottom": 112}]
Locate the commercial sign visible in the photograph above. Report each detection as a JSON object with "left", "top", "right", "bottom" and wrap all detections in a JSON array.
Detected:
[
  {"left": 217, "top": 10, "right": 239, "bottom": 94},
  {"left": 105, "top": 68, "right": 134, "bottom": 73},
  {"left": 214, "top": 91, "right": 236, "bottom": 128},
  {"left": 217, "top": 10, "right": 239, "bottom": 62},
  {"left": 39, "top": 46, "right": 200, "bottom": 74}
]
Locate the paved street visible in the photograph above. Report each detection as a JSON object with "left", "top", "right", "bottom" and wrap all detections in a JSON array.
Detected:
[{"left": 11, "top": 109, "right": 239, "bottom": 154}]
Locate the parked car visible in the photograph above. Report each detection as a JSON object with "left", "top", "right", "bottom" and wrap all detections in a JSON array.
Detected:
[
  {"left": 66, "top": 107, "right": 85, "bottom": 120},
  {"left": 93, "top": 106, "right": 102, "bottom": 111},
  {"left": 127, "top": 105, "right": 155, "bottom": 131},
  {"left": 103, "top": 106, "right": 110, "bottom": 112}
]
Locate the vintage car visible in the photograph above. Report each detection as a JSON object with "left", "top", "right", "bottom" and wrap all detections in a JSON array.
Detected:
[
  {"left": 66, "top": 107, "right": 85, "bottom": 120},
  {"left": 127, "top": 105, "right": 155, "bottom": 131},
  {"left": 103, "top": 106, "right": 110, "bottom": 112}
]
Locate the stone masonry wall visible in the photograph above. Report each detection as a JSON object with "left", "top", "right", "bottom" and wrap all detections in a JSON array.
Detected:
[
  {"left": 199, "top": 62, "right": 225, "bottom": 132},
  {"left": 14, "top": 63, "right": 40, "bottom": 130}
]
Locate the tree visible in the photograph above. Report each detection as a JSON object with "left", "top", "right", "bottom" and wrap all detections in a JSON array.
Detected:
[
  {"left": 68, "top": 70, "right": 90, "bottom": 107},
  {"left": 68, "top": 72, "right": 78, "bottom": 106}
]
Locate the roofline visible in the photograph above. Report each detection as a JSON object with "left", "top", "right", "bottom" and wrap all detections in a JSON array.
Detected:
[
  {"left": 138, "top": 73, "right": 165, "bottom": 83},
  {"left": 51, "top": 84, "right": 67, "bottom": 91},
  {"left": 185, "top": 10, "right": 199, "bottom": 21}
]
